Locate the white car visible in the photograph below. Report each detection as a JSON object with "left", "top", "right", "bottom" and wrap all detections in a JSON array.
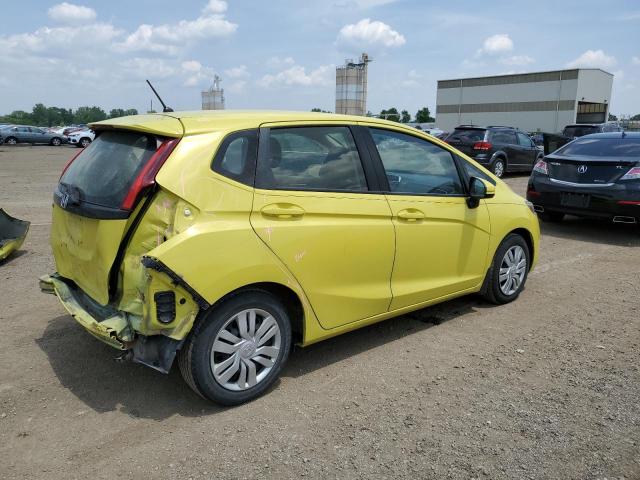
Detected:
[{"left": 67, "top": 129, "right": 95, "bottom": 148}]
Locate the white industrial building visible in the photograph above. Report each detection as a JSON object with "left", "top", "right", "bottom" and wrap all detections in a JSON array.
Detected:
[{"left": 435, "top": 69, "right": 613, "bottom": 133}]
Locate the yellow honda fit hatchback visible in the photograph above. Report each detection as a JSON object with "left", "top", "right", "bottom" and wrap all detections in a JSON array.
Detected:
[{"left": 40, "top": 111, "right": 539, "bottom": 405}]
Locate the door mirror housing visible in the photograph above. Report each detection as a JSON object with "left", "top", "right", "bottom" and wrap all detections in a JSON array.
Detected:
[{"left": 467, "top": 177, "right": 495, "bottom": 208}]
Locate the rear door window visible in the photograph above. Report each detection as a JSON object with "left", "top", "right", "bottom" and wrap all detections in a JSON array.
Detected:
[
  {"left": 59, "top": 130, "right": 158, "bottom": 209},
  {"left": 517, "top": 132, "right": 533, "bottom": 147},
  {"left": 256, "top": 126, "right": 368, "bottom": 192},
  {"left": 371, "top": 128, "right": 464, "bottom": 196}
]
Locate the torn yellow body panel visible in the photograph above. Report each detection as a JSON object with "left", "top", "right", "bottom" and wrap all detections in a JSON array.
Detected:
[{"left": 0, "top": 209, "right": 30, "bottom": 262}]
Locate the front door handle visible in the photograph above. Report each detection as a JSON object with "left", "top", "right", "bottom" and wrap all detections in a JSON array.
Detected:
[
  {"left": 261, "top": 204, "right": 305, "bottom": 219},
  {"left": 397, "top": 209, "right": 425, "bottom": 221}
]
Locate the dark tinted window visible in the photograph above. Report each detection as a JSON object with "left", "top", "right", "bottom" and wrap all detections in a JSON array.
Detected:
[
  {"left": 491, "top": 130, "right": 517, "bottom": 144},
  {"left": 562, "top": 125, "right": 599, "bottom": 137},
  {"left": 555, "top": 137, "right": 640, "bottom": 157},
  {"left": 371, "top": 128, "right": 464, "bottom": 195},
  {"left": 60, "top": 130, "right": 158, "bottom": 208},
  {"left": 447, "top": 128, "right": 485, "bottom": 142},
  {"left": 212, "top": 129, "right": 258, "bottom": 185},
  {"left": 256, "top": 126, "right": 367, "bottom": 192},
  {"left": 517, "top": 132, "right": 533, "bottom": 147}
]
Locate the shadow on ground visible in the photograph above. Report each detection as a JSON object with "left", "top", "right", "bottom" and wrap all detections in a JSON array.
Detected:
[
  {"left": 36, "top": 296, "right": 482, "bottom": 419},
  {"left": 540, "top": 216, "right": 640, "bottom": 247}
]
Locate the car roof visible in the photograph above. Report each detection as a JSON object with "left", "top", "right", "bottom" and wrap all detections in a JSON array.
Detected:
[
  {"left": 92, "top": 110, "right": 414, "bottom": 136},
  {"left": 576, "top": 132, "right": 639, "bottom": 139}
]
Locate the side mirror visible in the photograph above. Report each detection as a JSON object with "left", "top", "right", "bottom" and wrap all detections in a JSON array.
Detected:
[{"left": 467, "top": 177, "right": 495, "bottom": 208}]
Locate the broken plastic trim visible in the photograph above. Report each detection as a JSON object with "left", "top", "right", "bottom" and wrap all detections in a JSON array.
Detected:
[
  {"left": 141, "top": 256, "right": 210, "bottom": 310},
  {"left": 0, "top": 209, "right": 30, "bottom": 262},
  {"left": 131, "top": 334, "right": 184, "bottom": 374}
]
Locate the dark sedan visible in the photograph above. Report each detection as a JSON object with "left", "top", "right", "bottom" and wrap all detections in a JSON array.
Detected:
[{"left": 527, "top": 132, "right": 640, "bottom": 224}]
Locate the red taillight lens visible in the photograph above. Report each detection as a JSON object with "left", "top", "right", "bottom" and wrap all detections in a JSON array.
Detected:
[
  {"left": 526, "top": 186, "right": 541, "bottom": 197},
  {"left": 120, "top": 137, "right": 180, "bottom": 211},
  {"left": 533, "top": 159, "right": 548, "bottom": 175},
  {"left": 472, "top": 141, "right": 492, "bottom": 151},
  {"left": 620, "top": 167, "right": 640, "bottom": 181},
  {"left": 59, "top": 148, "right": 85, "bottom": 179},
  {"left": 617, "top": 200, "right": 640, "bottom": 205}
]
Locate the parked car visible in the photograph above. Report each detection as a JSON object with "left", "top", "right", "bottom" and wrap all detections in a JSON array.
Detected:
[
  {"left": 562, "top": 122, "right": 623, "bottom": 139},
  {"left": 0, "top": 125, "right": 67, "bottom": 146},
  {"left": 445, "top": 125, "right": 543, "bottom": 177},
  {"left": 67, "top": 129, "right": 95, "bottom": 148},
  {"left": 527, "top": 132, "right": 640, "bottom": 224},
  {"left": 63, "top": 126, "right": 87, "bottom": 136},
  {"left": 40, "top": 111, "right": 540, "bottom": 405}
]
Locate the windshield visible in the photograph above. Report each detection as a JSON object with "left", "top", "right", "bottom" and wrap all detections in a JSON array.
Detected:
[
  {"left": 555, "top": 137, "right": 640, "bottom": 158},
  {"left": 60, "top": 130, "right": 158, "bottom": 208},
  {"left": 562, "top": 125, "right": 599, "bottom": 138}
]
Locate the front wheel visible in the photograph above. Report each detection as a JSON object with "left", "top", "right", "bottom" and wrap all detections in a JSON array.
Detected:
[
  {"left": 178, "top": 290, "right": 292, "bottom": 405},
  {"left": 79, "top": 137, "right": 91, "bottom": 148},
  {"left": 491, "top": 158, "right": 506, "bottom": 178},
  {"left": 481, "top": 233, "right": 530, "bottom": 304}
]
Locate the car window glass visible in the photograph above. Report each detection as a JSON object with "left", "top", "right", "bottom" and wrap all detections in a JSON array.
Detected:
[
  {"left": 517, "top": 133, "right": 532, "bottom": 147},
  {"left": 17, "top": 127, "right": 30, "bottom": 133},
  {"left": 370, "top": 128, "right": 464, "bottom": 196},
  {"left": 491, "top": 130, "right": 516, "bottom": 144},
  {"left": 460, "top": 156, "right": 496, "bottom": 185},
  {"left": 556, "top": 137, "right": 640, "bottom": 157},
  {"left": 256, "top": 126, "right": 368, "bottom": 192},
  {"left": 447, "top": 129, "right": 485, "bottom": 142},
  {"left": 212, "top": 130, "right": 258, "bottom": 185}
]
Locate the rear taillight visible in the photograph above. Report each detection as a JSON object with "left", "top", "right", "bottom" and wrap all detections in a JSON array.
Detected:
[
  {"left": 59, "top": 148, "right": 85, "bottom": 179},
  {"left": 121, "top": 137, "right": 180, "bottom": 211},
  {"left": 472, "top": 141, "right": 492, "bottom": 151},
  {"left": 533, "top": 159, "right": 548, "bottom": 175},
  {"left": 620, "top": 167, "right": 640, "bottom": 181}
]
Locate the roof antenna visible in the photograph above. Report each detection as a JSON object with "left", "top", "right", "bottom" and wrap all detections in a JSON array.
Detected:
[{"left": 146, "top": 79, "right": 173, "bottom": 112}]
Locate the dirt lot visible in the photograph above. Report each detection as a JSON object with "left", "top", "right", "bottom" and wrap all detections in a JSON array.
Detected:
[{"left": 1, "top": 145, "right": 639, "bottom": 480}]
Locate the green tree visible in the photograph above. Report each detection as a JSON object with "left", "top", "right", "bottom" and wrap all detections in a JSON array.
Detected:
[
  {"left": 73, "top": 106, "right": 107, "bottom": 124},
  {"left": 608, "top": 113, "right": 618, "bottom": 121},
  {"left": 631, "top": 113, "right": 640, "bottom": 121},
  {"left": 0, "top": 110, "right": 34, "bottom": 125},
  {"left": 31, "top": 103, "right": 49, "bottom": 126},
  {"left": 415, "top": 107, "right": 435, "bottom": 123},
  {"left": 400, "top": 110, "right": 411, "bottom": 123},
  {"left": 380, "top": 108, "right": 400, "bottom": 122},
  {"left": 310, "top": 108, "right": 331, "bottom": 113}
]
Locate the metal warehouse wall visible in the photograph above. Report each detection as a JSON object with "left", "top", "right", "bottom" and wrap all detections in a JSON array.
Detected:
[{"left": 435, "top": 69, "right": 613, "bottom": 133}]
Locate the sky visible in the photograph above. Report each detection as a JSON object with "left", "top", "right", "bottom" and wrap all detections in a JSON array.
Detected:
[{"left": 1, "top": 0, "right": 639, "bottom": 117}]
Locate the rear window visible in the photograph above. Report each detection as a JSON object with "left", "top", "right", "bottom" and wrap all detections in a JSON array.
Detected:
[
  {"left": 555, "top": 137, "right": 640, "bottom": 157},
  {"left": 562, "top": 125, "right": 599, "bottom": 138},
  {"left": 60, "top": 130, "right": 158, "bottom": 208},
  {"left": 447, "top": 128, "right": 486, "bottom": 142}
]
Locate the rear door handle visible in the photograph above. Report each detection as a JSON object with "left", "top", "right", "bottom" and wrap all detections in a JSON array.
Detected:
[
  {"left": 261, "top": 204, "right": 305, "bottom": 219},
  {"left": 397, "top": 209, "right": 425, "bottom": 221}
]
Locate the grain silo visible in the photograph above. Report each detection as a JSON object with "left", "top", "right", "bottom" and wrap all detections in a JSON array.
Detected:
[
  {"left": 335, "top": 53, "right": 371, "bottom": 116},
  {"left": 202, "top": 75, "right": 225, "bottom": 110}
]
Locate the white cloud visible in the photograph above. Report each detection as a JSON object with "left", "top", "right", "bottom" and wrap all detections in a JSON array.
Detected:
[
  {"left": 337, "top": 18, "right": 406, "bottom": 49},
  {"left": 266, "top": 56, "right": 295, "bottom": 69},
  {"left": 182, "top": 60, "right": 202, "bottom": 72},
  {"left": 477, "top": 34, "right": 513, "bottom": 56},
  {"left": 121, "top": 57, "right": 176, "bottom": 79},
  {"left": 115, "top": 8, "right": 237, "bottom": 55},
  {"left": 333, "top": 0, "right": 399, "bottom": 8},
  {"left": 0, "top": 24, "right": 121, "bottom": 55},
  {"left": 48, "top": 2, "right": 96, "bottom": 23},
  {"left": 632, "top": 56, "right": 640, "bottom": 65},
  {"left": 258, "top": 64, "right": 334, "bottom": 88},
  {"left": 401, "top": 69, "right": 421, "bottom": 87},
  {"left": 566, "top": 49, "right": 616, "bottom": 69},
  {"left": 501, "top": 55, "right": 535, "bottom": 66},
  {"left": 224, "top": 65, "right": 249, "bottom": 78},
  {"left": 202, "top": 0, "right": 228, "bottom": 14}
]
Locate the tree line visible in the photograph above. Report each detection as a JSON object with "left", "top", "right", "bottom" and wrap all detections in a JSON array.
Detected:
[
  {"left": 0, "top": 104, "right": 139, "bottom": 127},
  {"left": 312, "top": 107, "right": 435, "bottom": 123}
]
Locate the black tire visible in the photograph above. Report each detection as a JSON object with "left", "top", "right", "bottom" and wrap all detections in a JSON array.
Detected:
[
  {"left": 491, "top": 157, "right": 506, "bottom": 178},
  {"left": 79, "top": 137, "right": 91, "bottom": 148},
  {"left": 178, "top": 289, "right": 292, "bottom": 405},
  {"left": 481, "top": 233, "right": 530, "bottom": 305},
  {"left": 4, "top": 136, "right": 17, "bottom": 145},
  {"left": 538, "top": 211, "right": 565, "bottom": 222},
  {"left": 50, "top": 137, "right": 62, "bottom": 146}
]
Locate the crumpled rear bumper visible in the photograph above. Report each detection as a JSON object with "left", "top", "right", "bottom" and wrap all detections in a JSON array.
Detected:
[
  {"left": 39, "top": 274, "right": 132, "bottom": 350},
  {"left": 0, "top": 209, "right": 30, "bottom": 262}
]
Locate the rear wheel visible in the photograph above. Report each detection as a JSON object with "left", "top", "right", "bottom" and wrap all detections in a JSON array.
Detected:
[
  {"left": 4, "top": 137, "right": 17, "bottom": 145},
  {"left": 491, "top": 158, "right": 506, "bottom": 178},
  {"left": 50, "top": 137, "right": 61, "bottom": 146},
  {"left": 178, "top": 290, "right": 292, "bottom": 405},
  {"left": 481, "top": 233, "right": 530, "bottom": 304},
  {"left": 539, "top": 211, "right": 565, "bottom": 222}
]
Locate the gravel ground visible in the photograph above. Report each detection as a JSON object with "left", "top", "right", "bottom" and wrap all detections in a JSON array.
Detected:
[{"left": 1, "top": 145, "right": 639, "bottom": 480}]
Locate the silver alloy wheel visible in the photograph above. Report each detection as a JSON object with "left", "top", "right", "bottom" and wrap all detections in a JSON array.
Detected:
[
  {"left": 6, "top": 138, "right": 17, "bottom": 145},
  {"left": 210, "top": 308, "right": 281, "bottom": 391},
  {"left": 499, "top": 245, "right": 527, "bottom": 295},
  {"left": 494, "top": 160, "right": 505, "bottom": 177},
  {"left": 80, "top": 138, "right": 90, "bottom": 147},
  {"left": 52, "top": 138, "right": 61, "bottom": 146}
]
